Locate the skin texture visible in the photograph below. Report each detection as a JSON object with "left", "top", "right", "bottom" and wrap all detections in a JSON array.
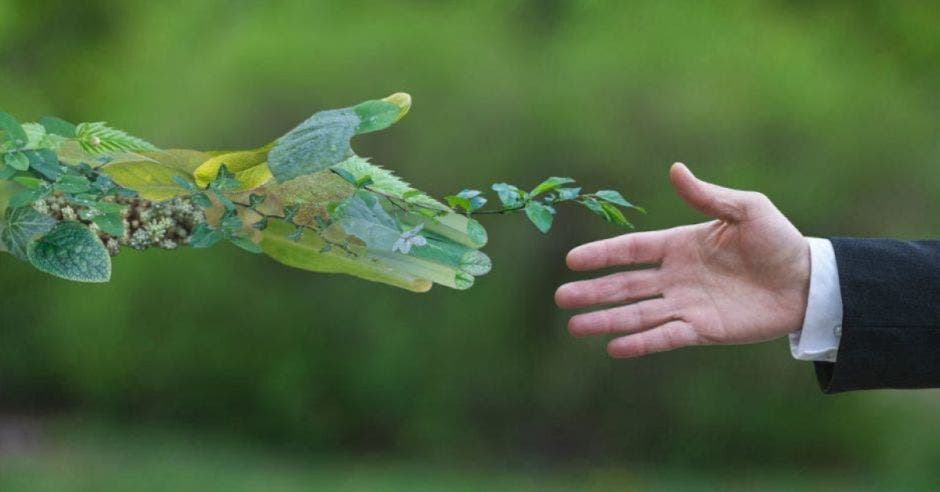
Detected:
[{"left": 555, "top": 163, "right": 811, "bottom": 358}]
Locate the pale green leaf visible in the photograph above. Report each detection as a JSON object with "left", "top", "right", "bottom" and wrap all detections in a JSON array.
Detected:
[{"left": 525, "top": 201, "right": 555, "bottom": 233}]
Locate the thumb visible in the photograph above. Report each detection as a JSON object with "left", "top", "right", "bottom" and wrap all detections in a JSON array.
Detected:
[{"left": 669, "top": 162, "right": 756, "bottom": 222}]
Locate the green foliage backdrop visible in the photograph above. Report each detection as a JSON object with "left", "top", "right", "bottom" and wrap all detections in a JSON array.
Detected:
[{"left": 2, "top": 0, "right": 940, "bottom": 485}]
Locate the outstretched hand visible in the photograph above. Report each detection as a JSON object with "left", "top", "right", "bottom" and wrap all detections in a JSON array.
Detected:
[{"left": 555, "top": 163, "right": 811, "bottom": 358}]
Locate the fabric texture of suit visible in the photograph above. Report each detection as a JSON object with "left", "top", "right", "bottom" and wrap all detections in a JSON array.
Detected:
[{"left": 815, "top": 238, "right": 940, "bottom": 393}]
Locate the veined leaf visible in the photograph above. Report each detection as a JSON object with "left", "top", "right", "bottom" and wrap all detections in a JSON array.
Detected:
[
  {"left": 193, "top": 144, "right": 273, "bottom": 189},
  {"left": 332, "top": 191, "right": 400, "bottom": 251},
  {"left": 268, "top": 108, "right": 359, "bottom": 182},
  {"left": 0, "top": 206, "right": 57, "bottom": 260},
  {"left": 28, "top": 221, "right": 111, "bottom": 283}
]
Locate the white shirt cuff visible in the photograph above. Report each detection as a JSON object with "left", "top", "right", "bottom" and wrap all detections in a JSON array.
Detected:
[{"left": 789, "top": 237, "right": 843, "bottom": 362}]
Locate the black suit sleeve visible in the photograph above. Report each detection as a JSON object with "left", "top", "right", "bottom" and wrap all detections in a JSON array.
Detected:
[{"left": 814, "top": 238, "right": 940, "bottom": 393}]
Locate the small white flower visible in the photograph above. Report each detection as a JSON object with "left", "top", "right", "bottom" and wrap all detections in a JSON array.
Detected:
[{"left": 392, "top": 224, "right": 428, "bottom": 254}]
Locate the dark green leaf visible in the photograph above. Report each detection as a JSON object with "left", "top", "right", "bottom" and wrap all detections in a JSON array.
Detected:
[
  {"left": 189, "top": 224, "right": 223, "bottom": 248},
  {"left": 27, "top": 221, "right": 111, "bottom": 282},
  {"left": 92, "top": 211, "right": 126, "bottom": 236},
  {"left": 25, "top": 149, "right": 62, "bottom": 180},
  {"left": 54, "top": 174, "right": 93, "bottom": 194},
  {"left": 8, "top": 188, "right": 49, "bottom": 208},
  {"left": 524, "top": 201, "right": 555, "bottom": 233},
  {"left": 0, "top": 206, "right": 57, "bottom": 260},
  {"left": 530, "top": 176, "right": 575, "bottom": 197},
  {"left": 221, "top": 214, "right": 244, "bottom": 232},
  {"left": 0, "top": 112, "right": 28, "bottom": 148},
  {"left": 248, "top": 193, "right": 266, "bottom": 207},
  {"left": 580, "top": 197, "right": 610, "bottom": 221},
  {"left": 191, "top": 192, "right": 212, "bottom": 208},
  {"left": 39, "top": 116, "right": 77, "bottom": 138},
  {"left": 333, "top": 167, "right": 358, "bottom": 185},
  {"left": 210, "top": 164, "right": 241, "bottom": 191}
]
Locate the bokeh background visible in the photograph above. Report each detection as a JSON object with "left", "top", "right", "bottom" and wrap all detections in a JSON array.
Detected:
[{"left": 2, "top": 1, "right": 940, "bottom": 490}]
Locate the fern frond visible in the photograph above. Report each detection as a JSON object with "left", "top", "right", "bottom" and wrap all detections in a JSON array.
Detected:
[{"left": 75, "top": 121, "right": 158, "bottom": 154}]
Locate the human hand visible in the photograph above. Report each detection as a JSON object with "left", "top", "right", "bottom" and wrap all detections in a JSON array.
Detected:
[{"left": 555, "top": 163, "right": 811, "bottom": 358}]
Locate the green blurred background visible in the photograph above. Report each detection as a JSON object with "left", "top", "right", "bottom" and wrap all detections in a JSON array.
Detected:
[{"left": 1, "top": 0, "right": 940, "bottom": 490}]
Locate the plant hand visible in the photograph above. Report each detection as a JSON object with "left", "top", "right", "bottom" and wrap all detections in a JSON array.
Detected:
[{"left": 555, "top": 163, "right": 810, "bottom": 358}]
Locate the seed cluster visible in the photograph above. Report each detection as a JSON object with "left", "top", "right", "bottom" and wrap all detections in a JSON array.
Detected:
[{"left": 32, "top": 194, "right": 206, "bottom": 256}]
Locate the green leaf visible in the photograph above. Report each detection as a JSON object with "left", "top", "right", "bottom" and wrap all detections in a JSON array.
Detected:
[
  {"left": 444, "top": 194, "right": 472, "bottom": 212},
  {"left": 491, "top": 183, "right": 525, "bottom": 208},
  {"left": 75, "top": 121, "right": 158, "bottom": 154},
  {"left": 189, "top": 224, "right": 223, "bottom": 248},
  {"left": 229, "top": 235, "right": 263, "bottom": 254},
  {"left": 91, "top": 206, "right": 126, "bottom": 237},
  {"left": 13, "top": 176, "right": 42, "bottom": 189},
  {"left": 27, "top": 221, "right": 111, "bottom": 282},
  {"left": 39, "top": 116, "right": 77, "bottom": 138},
  {"left": 4, "top": 151, "right": 30, "bottom": 171},
  {"left": 530, "top": 176, "right": 575, "bottom": 197},
  {"left": 600, "top": 202, "right": 632, "bottom": 228},
  {"left": 580, "top": 197, "right": 610, "bottom": 221},
  {"left": 54, "top": 174, "right": 93, "bottom": 194},
  {"left": 0, "top": 112, "right": 28, "bottom": 148},
  {"left": 8, "top": 187, "right": 49, "bottom": 208},
  {"left": 525, "top": 201, "right": 555, "bottom": 233},
  {"left": 353, "top": 97, "right": 408, "bottom": 134},
  {"left": 268, "top": 108, "right": 360, "bottom": 182},
  {"left": 595, "top": 190, "right": 634, "bottom": 208},
  {"left": 0, "top": 206, "right": 57, "bottom": 260}
]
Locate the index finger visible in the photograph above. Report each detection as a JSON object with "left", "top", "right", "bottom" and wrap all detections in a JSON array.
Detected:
[{"left": 566, "top": 230, "right": 668, "bottom": 271}]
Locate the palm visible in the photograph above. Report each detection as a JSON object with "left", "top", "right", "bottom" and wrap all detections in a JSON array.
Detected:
[{"left": 556, "top": 164, "right": 810, "bottom": 358}]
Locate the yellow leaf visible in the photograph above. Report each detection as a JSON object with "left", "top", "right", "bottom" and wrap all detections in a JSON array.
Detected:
[
  {"left": 101, "top": 149, "right": 212, "bottom": 201},
  {"left": 193, "top": 144, "right": 274, "bottom": 190}
]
